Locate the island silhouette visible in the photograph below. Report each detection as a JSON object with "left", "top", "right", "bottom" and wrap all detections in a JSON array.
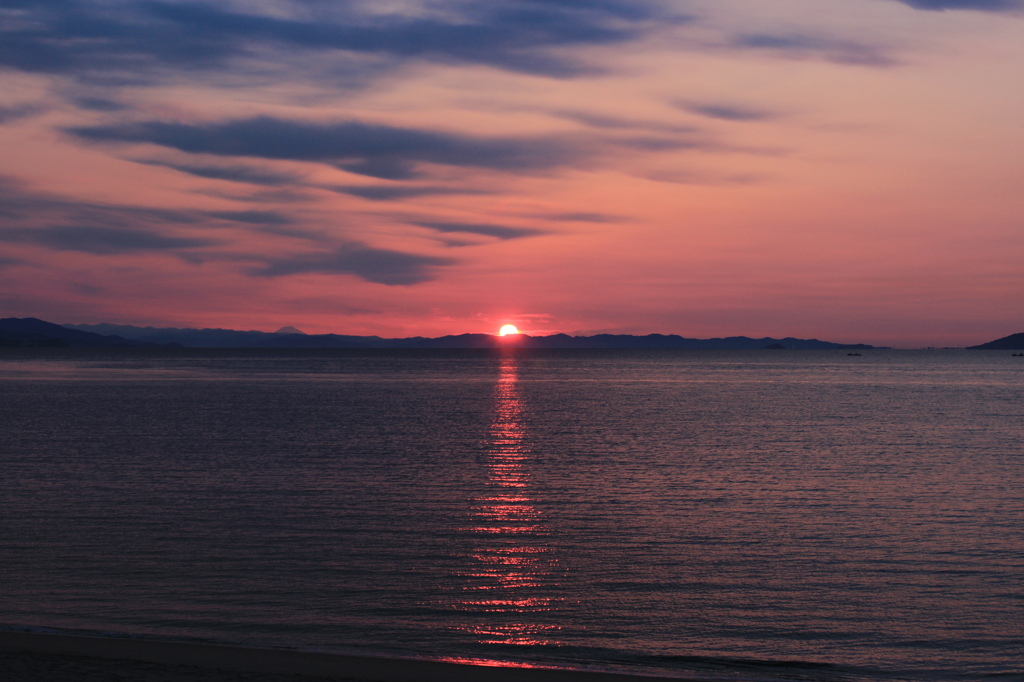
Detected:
[{"left": 965, "top": 333, "right": 1024, "bottom": 350}]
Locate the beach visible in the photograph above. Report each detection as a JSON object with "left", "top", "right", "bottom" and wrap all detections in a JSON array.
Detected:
[
  {"left": 3, "top": 646, "right": 337, "bottom": 682},
  {"left": 0, "top": 631, "right": 697, "bottom": 682}
]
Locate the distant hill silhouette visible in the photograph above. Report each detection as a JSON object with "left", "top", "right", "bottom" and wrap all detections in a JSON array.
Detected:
[
  {"left": 53, "top": 320, "right": 880, "bottom": 350},
  {"left": 61, "top": 322, "right": 283, "bottom": 348},
  {"left": 966, "top": 333, "right": 1024, "bottom": 350},
  {"left": 0, "top": 318, "right": 172, "bottom": 348}
]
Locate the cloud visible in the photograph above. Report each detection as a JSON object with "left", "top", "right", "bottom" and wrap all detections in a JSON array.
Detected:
[
  {"left": 613, "top": 135, "right": 713, "bottom": 152},
  {"left": 552, "top": 110, "right": 699, "bottom": 134},
  {"left": 1, "top": 176, "right": 312, "bottom": 241},
  {"left": 136, "top": 159, "right": 304, "bottom": 186},
  {"left": 207, "top": 210, "right": 293, "bottom": 225},
  {"left": 0, "top": 176, "right": 453, "bottom": 284},
  {"left": 195, "top": 188, "right": 315, "bottom": 204},
  {"left": 0, "top": 103, "right": 45, "bottom": 124},
  {"left": 895, "top": 0, "right": 1023, "bottom": 10},
  {"left": 0, "top": 0, "right": 668, "bottom": 83},
  {"left": 414, "top": 221, "right": 546, "bottom": 240},
  {"left": 252, "top": 243, "right": 456, "bottom": 285},
  {"left": 0, "top": 175, "right": 198, "bottom": 227},
  {"left": 0, "top": 175, "right": 218, "bottom": 255},
  {"left": 733, "top": 33, "right": 896, "bottom": 67},
  {"left": 329, "top": 185, "right": 482, "bottom": 201},
  {"left": 679, "top": 103, "right": 774, "bottom": 122},
  {"left": 1, "top": 225, "right": 215, "bottom": 254},
  {"left": 544, "top": 212, "right": 620, "bottom": 223},
  {"left": 73, "top": 96, "right": 127, "bottom": 111},
  {"left": 68, "top": 116, "right": 585, "bottom": 178},
  {"left": 640, "top": 168, "right": 761, "bottom": 185}
]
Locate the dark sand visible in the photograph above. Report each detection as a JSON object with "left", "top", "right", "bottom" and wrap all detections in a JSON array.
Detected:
[
  {"left": 1, "top": 648, "right": 357, "bottom": 682},
  {"left": 0, "top": 632, "right": 697, "bottom": 682}
]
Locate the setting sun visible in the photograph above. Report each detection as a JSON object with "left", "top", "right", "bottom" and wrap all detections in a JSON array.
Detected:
[{"left": 499, "top": 325, "right": 519, "bottom": 336}]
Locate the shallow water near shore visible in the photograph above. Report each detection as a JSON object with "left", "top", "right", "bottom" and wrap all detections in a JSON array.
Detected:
[{"left": 2, "top": 348, "right": 1023, "bottom": 682}]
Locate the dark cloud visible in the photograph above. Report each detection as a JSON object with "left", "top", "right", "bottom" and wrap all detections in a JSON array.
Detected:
[
  {"left": 895, "top": 0, "right": 1023, "bottom": 10},
  {"left": 252, "top": 243, "right": 456, "bottom": 285},
  {"left": 553, "top": 110, "right": 699, "bottom": 134},
  {"left": 68, "top": 116, "right": 584, "bottom": 178},
  {"left": 0, "top": 176, "right": 450, "bottom": 285},
  {"left": 0, "top": 176, "right": 199, "bottom": 227},
  {"left": 414, "top": 221, "right": 546, "bottom": 240},
  {"left": 0, "top": 0, "right": 668, "bottom": 82},
  {"left": 205, "top": 210, "right": 324, "bottom": 241},
  {"left": 0, "top": 175, "right": 221, "bottom": 255},
  {"left": 207, "top": 210, "right": 293, "bottom": 225},
  {"left": 135, "top": 159, "right": 305, "bottom": 186},
  {"left": 335, "top": 157, "right": 418, "bottom": 180},
  {"left": 734, "top": 33, "right": 896, "bottom": 67},
  {"left": 73, "top": 96, "right": 127, "bottom": 111},
  {"left": 0, "top": 103, "right": 45, "bottom": 123},
  {"left": 1, "top": 225, "right": 215, "bottom": 254},
  {"left": 0, "top": 177, "right": 319, "bottom": 245},
  {"left": 329, "top": 185, "right": 482, "bottom": 201},
  {"left": 195, "top": 188, "right": 316, "bottom": 204},
  {"left": 680, "top": 103, "right": 773, "bottom": 122},
  {"left": 614, "top": 135, "right": 712, "bottom": 152}
]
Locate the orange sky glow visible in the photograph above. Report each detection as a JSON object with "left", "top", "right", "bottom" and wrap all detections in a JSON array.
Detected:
[{"left": 1, "top": 0, "right": 1022, "bottom": 347}]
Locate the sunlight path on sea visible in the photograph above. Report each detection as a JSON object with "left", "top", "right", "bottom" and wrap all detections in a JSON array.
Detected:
[{"left": 451, "top": 351, "right": 563, "bottom": 646}]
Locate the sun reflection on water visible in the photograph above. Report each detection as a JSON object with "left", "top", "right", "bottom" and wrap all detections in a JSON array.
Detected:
[{"left": 452, "top": 352, "right": 562, "bottom": 646}]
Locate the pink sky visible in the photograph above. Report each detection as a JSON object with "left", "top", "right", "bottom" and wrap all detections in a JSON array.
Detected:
[{"left": 1, "top": 0, "right": 1022, "bottom": 347}]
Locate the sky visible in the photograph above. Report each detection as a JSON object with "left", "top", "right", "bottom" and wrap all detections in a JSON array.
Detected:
[{"left": 1, "top": 0, "right": 1022, "bottom": 347}]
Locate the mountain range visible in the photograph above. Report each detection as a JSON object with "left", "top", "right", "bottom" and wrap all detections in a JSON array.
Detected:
[{"left": 0, "top": 317, "right": 887, "bottom": 349}]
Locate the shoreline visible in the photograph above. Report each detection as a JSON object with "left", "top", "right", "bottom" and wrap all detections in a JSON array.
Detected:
[{"left": 0, "top": 631, "right": 701, "bottom": 682}]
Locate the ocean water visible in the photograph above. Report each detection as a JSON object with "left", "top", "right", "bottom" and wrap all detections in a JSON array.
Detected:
[{"left": 1, "top": 348, "right": 1022, "bottom": 682}]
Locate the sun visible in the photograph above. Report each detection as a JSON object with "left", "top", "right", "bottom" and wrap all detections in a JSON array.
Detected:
[{"left": 499, "top": 324, "right": 520, "bottom": 336}]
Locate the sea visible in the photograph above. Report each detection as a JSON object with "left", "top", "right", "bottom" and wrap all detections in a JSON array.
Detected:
[{"left": 1, "top": 348, "right": 1022, "bottom": 682}]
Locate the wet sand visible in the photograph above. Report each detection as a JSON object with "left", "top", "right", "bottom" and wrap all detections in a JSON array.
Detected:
[{"left": 0, "top": 631, "right": 696, "bottom": 682}]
